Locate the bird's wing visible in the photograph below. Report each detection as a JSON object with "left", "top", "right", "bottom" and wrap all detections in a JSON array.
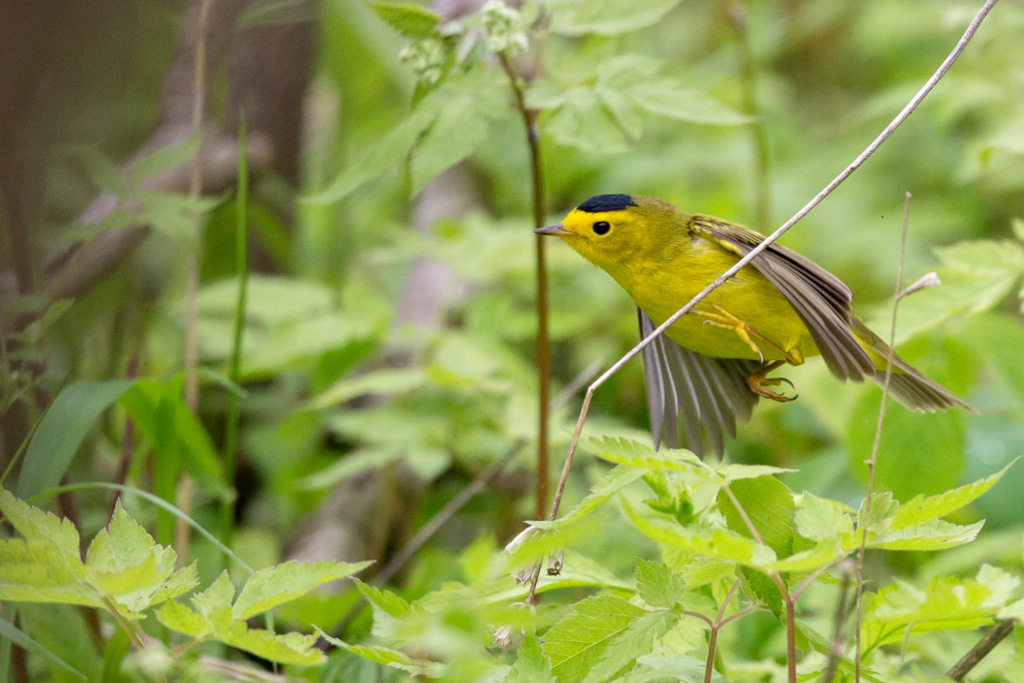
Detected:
[
  {"left": 639, "top": 309, "right": 762, "bottom": 458},
  {"left": 690, "top": 216, "right": 875, "bottom": 381}
]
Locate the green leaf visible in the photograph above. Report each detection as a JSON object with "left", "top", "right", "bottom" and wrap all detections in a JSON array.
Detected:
[
  {"left": 0, "top": 540, "right": 95, "bottom": 607},
  {"left": 0, "top": 489, "right": 81, "bottom": 559},
  {"left": 16, "top": 380, "right": 135, "bottom": 500},
  {"left": 369, "top": 1, "right": 441, "bottom": 39},
  {"left": 861, "top": 566, "right": 1017, "bottom": 652},
  {"left": 546, "top": 88, "right": 630, "bottom": 154},
  {"left": 233, "top": 560, "right": 371, "bottom": 619},
  {"left": 582, "top": 436, "right": 701, "bottom": 472},
  {"left": 622, "top": 499, "right": 775, "bottom": 569},
  {"left": 306, "top": 368, "right": 427, "bottom": 409},
  {"left": 869, "top": 519, "right": 983, "bottom": 551},
  {"left": 542, "top": 595, "right": 647, "bottom": 683},
  {"left": 85, "top": 501, "right": 174, "bottom": 575},
  {"left": 630, "top": 652, "right": 728, "bottom": 682},
  {"left": 717, "top": 477, "right": 795, "bottom": 559},
  {"left": 626, "top": 81, "right": 751, "bottom": 126},
  {"left": 320, "top": 631, "right": 444, "bottom": 677},
  {"left": 581, "top": 609, "right": 679, "bottom": 683},
  {"left": 635, "top": 559, "right": 685, "bottom": 609},
  {"left": 210, "top": 607, "right": 324, "bottom": 665},
  {"left": 961, "top": 314, "right": 1024, "bottom": 407},
  {"left": 890, "top": 460, "right": 1015, "bottom": 530},
  {"left": 848, "top": 394, "right": 965, "bottom": 501},
  {"left": 156, "top": 600, "right": 211, "bottom": 637},
  {"left": 352, "top": 578, "right": 411, "bottom": 618},
  {"left": 303, "top": 98, "right": 439, "bottom": 205},
  {"left": 0, "top": 614, "right": 86, "bottom": 681},
  {"left": 410, "top": 74, "right": 500, "bottom": 193},
  {"left": 192, "top": 572, "right": 235, "bottom": 615},
  {"left": 795, "top": 491, "right": 855, "bottom": 543},
  {"left": 530, "top": 466, "right": 646, "bottom": 530},
  {"left": 509, "top": 635, "right": 554, "bottom": 682},
  {"left": 550, "top": 0, "right": 683, "bottom": 35}
]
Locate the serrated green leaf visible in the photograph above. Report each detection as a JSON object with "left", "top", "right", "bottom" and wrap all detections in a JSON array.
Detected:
[
  {"left": 149, "top": 562, "right": 200, "bottom": 605},
  {"left": 714, "top": 464, "right": 795, "bottom": 482},
  {"left": 583, "top": 436, "right": 701, "bottom": 472},
  {"left": 550, "top": 0, "right": 683, "bottom": 35},
  {"left": 0, "top": 489, "right": 82, "bottom": 560},
  {"left": 718, "top": 477, "right": 795, "bottom": 559},
  {"left": 319, "top": 631, "right": 445, "bottom": 677},
  {"left": 630, "top": 652, "right": 727, "bottom": 683},
  {"left": 890, "top": 460, "right": 1016, "bottom": 529},
  {"left": 531, "top": 466, "right": 647, "bottom": 531},
  {"left": 192, "top": 572, "right": 235, "bottom": 615},
  {"left": 869, "top": 519, "right": 984, "bottom": 551},
  {"left": 796, "top": 491, "right": 856, "bottom": 543},
  {"left": 303, "top": 97, "right": 440, "bottom": 205},
  {"left": 91, "top": 553, "right": 171, "bottom": 614},
  {"left": 86, "top": 501, "right": 174, "bottom": 574},
  {"left": 547, "top": 88, "right": 630, "bottom": 154},
  {"left": 410, "top": 75, "right": 499, "bottom": 193},
  {"left": 352, "top": 578, "right": 411, "bottom": 618},
  {"left": 209, "top": 606, "right": 324, "bottom": 665},
  {"left": 0, "top": 540, "right": 96, "bottom": 607},
  {"left": 509, "top": 635, "right": 554, "bottom": 682},
  {"left": 16, "top": 380, "right": 135, "bottom": 500},
  {"left": 542, "top": 595, "right": 647, "bottom": 683},
  {"left": 764, "top": 541, "right": 843, "bottom": 573},
  {"left": 622, "top": 500, "right": 776, "bottom": 568},
  {"left": 861, "top": 566, "right": 1016, "bottom": 652},
  {"left": 233, "top": 560, "right": 371, "bottom": 620},
  {"left": 156, "top": 600, "right": 211, "bottom": 637},
  {"left": 0, "top": 614, "right": 87, "bottom": 680},
  {"left": 635, "top": 559, "right": 685, "bottom": 609},
  {"left": 581, "top": 609, "right": 679, "bottom": 683},
  {"left": 370, "top": 1, "right": 441, "bottom": 39}
]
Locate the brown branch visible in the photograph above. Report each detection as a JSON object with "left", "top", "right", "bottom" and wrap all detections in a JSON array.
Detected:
[{"left": 946, "top": 619, "right": 1015, "bottom": 680}]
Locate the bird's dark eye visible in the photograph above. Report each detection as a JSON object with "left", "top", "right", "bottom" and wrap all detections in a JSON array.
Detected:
[{"left": 592, "top": 221, "right": 611, "bottom": 235}]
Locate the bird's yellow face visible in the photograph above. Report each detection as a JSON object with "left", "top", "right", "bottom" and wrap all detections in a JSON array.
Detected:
[{"left": 537, "top": 194, "right": 685, "bottom": 271}]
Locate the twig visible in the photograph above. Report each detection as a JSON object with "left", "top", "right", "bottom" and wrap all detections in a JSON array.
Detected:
[
  {"left": 854, "top": 191, "right": 912, "bottom": 680},
  {"left": 526, "top": 0, "right": 1000, "bottom": 606},
  {"left": 728, "top": 2, "right": 772, "bottom": 232},
  {"left": 176, "top": 0, "right": 212, "bottom": 564},
  {"left": 946, "top": 619, "right": 1015, "bottom": 680},
  {"left": 498, "top": 52, "right": 551, "bottom": 523},
  {"left": 823, "top": 560, "right": 855, "bottom": 683},
  {"left": 332, "top": 441, "right": 523, "bottom": 634}
]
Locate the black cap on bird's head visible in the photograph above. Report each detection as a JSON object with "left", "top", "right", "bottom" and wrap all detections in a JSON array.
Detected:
[{"left": 576, "top": 194, "right": 637, "bottom": 213}]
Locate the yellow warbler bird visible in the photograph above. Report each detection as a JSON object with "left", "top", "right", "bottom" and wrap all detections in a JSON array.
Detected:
[{"left": 537, "top": 194, "right": 967, "bottom": 457}]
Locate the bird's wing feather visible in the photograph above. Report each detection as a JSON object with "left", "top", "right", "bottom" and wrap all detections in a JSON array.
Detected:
[
  {"left": 690, "top": 216, "right": 875, "bottom": 380},
  {"left": 639, "top": 309, "right": 761, "bottom": 457}
]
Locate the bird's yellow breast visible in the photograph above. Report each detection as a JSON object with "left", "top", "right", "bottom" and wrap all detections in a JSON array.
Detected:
[{"left": 604, "top": 236, "right": 819, "bottom": 361}]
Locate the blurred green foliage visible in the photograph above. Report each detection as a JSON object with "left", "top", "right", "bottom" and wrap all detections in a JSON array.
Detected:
[{"left": 3, "top": 0, "right": 1024, "bottom": 680}]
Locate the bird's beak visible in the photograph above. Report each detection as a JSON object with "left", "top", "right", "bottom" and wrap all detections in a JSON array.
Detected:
[{"left": 535, "top": 224, "right": 571, "bottom": 236}]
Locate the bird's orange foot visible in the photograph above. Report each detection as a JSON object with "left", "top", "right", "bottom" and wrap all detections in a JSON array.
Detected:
[
  {"left": 695, "top": 305, "right": 765, "bottom": 361},
  {"left": 747, "top": 360, "right": 797, "bottom": 403}
]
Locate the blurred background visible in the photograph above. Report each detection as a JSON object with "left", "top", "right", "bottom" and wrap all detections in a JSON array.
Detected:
[{"left": 2, "top": 0, "right": 1024, "bottom": 677}]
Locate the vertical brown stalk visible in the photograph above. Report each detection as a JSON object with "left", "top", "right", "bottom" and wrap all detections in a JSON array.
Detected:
[{"left": 498, "top": 54, "right": 549, "bottom": 521}]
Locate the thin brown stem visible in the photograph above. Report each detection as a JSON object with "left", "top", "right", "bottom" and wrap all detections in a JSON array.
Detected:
[
  {"left": 176, "top": 0, "right": 212, "bottom": 564},
  {"left": 823, "top": 561, "right": 855, "bottom": 683},
  {"left": 946, "top": 619, "right": 1015, "bottom": 680},
  {"left": 854, "top": 191, "right": 912, "bottom": 681},
  {"left": 498, "top": 53, "right": 550, "bottom": 524}
]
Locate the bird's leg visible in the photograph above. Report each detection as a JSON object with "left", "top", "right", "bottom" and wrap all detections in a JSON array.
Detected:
[
  {"left": 747, "top": 360, "right": 797, "bottom": 403},
  {"left": 695, "top": 305, "right": 805, "bottom": 366},
  {"left": 694, "top": 305, "right": 766, "bottom": 361}
]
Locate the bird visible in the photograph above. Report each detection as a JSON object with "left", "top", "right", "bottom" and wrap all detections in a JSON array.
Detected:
[{"left": 536, "top": 193, "right": 968, "bottom": 458}]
